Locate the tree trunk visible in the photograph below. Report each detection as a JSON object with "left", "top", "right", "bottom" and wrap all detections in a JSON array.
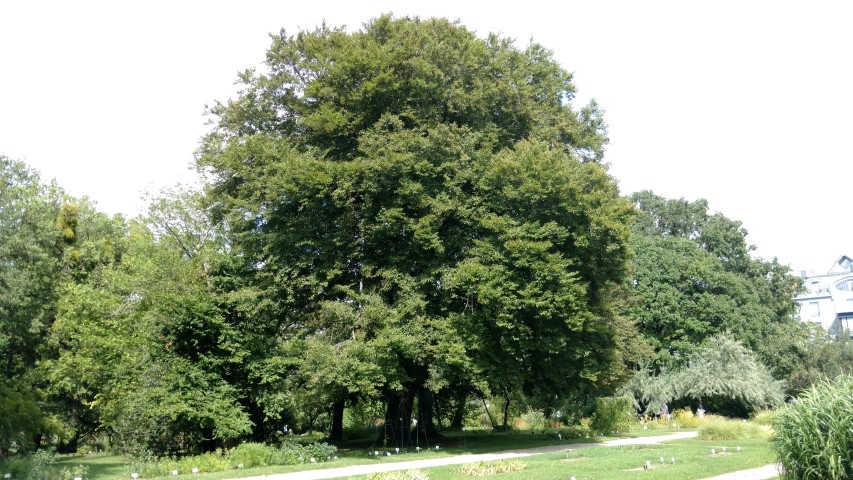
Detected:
[
  {"left": 501, "top": 390, "right": 511, "bottom": 430},
  {"left": 378, "top": 391, "right": 412, "bottom": 448},
  {"left": 450, "top": 391, "right": 466, "bottom": 429},
  {"left": 416, "top": 388, "right": 440, "bottom": 439},
  {"left": 329, "top": 399, "right": 345, "bottom": 442},
  {"left": 481, "top": 396, "right": 497, "bottom": 430}
]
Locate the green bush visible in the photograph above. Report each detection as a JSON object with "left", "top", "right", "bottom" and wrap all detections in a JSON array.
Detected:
[
  {"left": 520, "top": 409, "right": 546, "bottom": 431},
  {"left": 560, "top": 421, "right": 592, "bottom": 439},
  {"left": 0, "top": 450, "right": 88, "bottom": 480},
  {"left": 229, "top": 442, "right": 277, "bottom": 468},
  {"left": 591, "top": 396, "right": 634, "bottom": 434},
  {"left": 274, "top": 441, "right": 338, "bottom": 464},
  {"left": 773, "top": 376, "right": 853, "bottom": 480}
]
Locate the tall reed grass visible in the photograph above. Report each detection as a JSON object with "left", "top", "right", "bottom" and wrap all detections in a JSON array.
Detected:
[{"left": 773, "top": 376, "right": 853, "bottom": 480}]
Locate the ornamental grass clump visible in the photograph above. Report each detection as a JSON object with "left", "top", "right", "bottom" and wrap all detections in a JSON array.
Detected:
[
  {"left": 697, "top": 417, "right": 765, "bottom": 440},
  {"left": 773, "top": 376, "right": 853, "bottom": 480},
  {"left": 749, "top": 409, "right": 777, "bottom": 426}
]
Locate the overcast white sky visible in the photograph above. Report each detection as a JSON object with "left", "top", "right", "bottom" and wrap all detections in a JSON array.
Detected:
[{"left": 1, "top": 1, "right": 851, "bottom": 274}]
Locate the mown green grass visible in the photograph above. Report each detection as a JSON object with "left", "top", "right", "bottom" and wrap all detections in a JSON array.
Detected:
[
  {"left": 345, "top": 438, "right": 777, "bottom": 480},
  {"left": 42, "top": 428, "right": 774, "bottom": 479}
]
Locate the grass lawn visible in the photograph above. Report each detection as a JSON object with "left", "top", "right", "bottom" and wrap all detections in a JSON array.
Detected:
[
  {"left": 50, "top": 430, "right": 596, "bottom": 479},
  {"left": 375, "top": 437, "right": 777, "bottom": 480},
  {"left": 44, "top": 429, "right": 776, "bottom": 479}
]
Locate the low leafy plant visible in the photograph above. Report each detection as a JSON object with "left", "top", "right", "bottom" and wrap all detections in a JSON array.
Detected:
[
  {"left": 24, "top": 449, "right": 57, "bottom": 480},
  {"left": 275, "top": 441, "right": 338, "bottom": 464},
  {"left": 0, "top": 450, "right": 89, "bottom": 480},
  {"left": 367, "top": 470, "right": 430, "bottom": 480},
  {"left": 458, "top": 460, "right": 526, "bottom": 476},
  {"left": 560, "top": 421, "right": 592, "bottom": 439},
  {"left": 520, "top": 409, "right": 546, "bottom": 431},
  {"left": 591, "top": 396, "right": 633, "bottom": 434},
  {"left": 773, "top": 376, "right": 853, "bottom": 480},
  {"left": 229, "top": 442, "right": 277, "bottom": 468},
  {"left": 57, "top": 464, "right": 89, "bottom": 480}
]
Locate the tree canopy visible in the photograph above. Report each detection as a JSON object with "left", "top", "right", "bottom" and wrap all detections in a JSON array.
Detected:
[
  {"left": 196, "top": 14, "right": 637, "bottom": 442},
  {"left": 627, "top": 191, "right": 801, "bottom": 364}
]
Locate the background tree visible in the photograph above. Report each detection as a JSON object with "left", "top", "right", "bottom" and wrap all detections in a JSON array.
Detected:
[
  {"left": 0, "top": 155, "right": 63, "bottom": 380},
  {"left": 0, "top": 155, "right": 67, "bottom": 453},
  {"left": 197, "top": 15, "right": 638, "bottom": 443},
  {"left": 620, "top": 335, "right": 784, "bottom": 417},
  {"left": 46, "top": 191, "right": 251, "bottom": 455},
  {"left": 627, "top": 191, "right": 801, "bottom": 365}
]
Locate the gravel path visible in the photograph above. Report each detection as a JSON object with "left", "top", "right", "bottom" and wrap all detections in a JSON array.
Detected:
[
  {"left": 228, "top": 432, "right": 702, "bottom": 480},
  {"left": 700, "top": 464, "right": 781, "bottom": 480}
]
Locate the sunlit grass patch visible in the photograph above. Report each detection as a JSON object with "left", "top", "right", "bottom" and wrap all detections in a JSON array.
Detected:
[
  {"left": 367, "top": 469, "right": 430, "bottom": 480},
  {"left": 698, "top": 417, "right": 768, "bottom": 441},
  {"left": 458, "top": 459, "right": 526, "bottom": 476}
]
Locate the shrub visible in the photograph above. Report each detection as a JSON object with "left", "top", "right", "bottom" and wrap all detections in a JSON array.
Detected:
[
  {"left": 698, "top": 417, "right": 765, "bottom": 440},
  {"left": 145, "top": 450, "right": 231, "bottom": 477},
  {"left": 561, "top": 421, "right": 592, "bottom": 439},
  {"left": 229, "top": 442, "right": 277, "bottom": 468},
  {"left": 591, "top": 396, "right": 634, "bottom": 434},
  {"left": 458, "top": 460, "right": 526, "bottom": 476},
  {"left": 773, "top": 376, "right": 853, "bottom": 480},
  {"left": 274, "top": 441, "right": 338, "bottom": 464},
  {"left": 367, "top": 470, "right": 430, "bottom": 480},
  {"left": 0, "top": 450, "right": 88, "bottom": 480},
  {"left": 520, "top": 409, "right": 546, "bottom": 431}
]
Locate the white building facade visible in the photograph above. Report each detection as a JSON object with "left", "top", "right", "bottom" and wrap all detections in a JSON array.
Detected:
[{"left": 795, "top": 255, "right": 853, "bottom": 336}]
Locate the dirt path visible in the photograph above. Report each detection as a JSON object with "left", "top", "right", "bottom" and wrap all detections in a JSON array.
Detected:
[{"left": 228, "top": 432, "right": 701, "bottom": 480}]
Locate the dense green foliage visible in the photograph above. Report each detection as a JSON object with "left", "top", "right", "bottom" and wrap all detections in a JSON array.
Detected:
[
  {"left": 762, "top": 322, "right": 853, "bottom": 394},
  {"left": 196, "top": 14, "right": 637, "bottom": 442},
  {"left": 0, "top": 156, "right": 121, "bottom": 453},
  {"left": 628, "top": 191, "right": 801, "bottom": 364},
  {"left": 620, "top": 336, "right": 784, "bottom": 416},
  {"left": 590, "top": 396, "right": 633, "bottom": 434},
  {"left": 4, "top": 13, "right": 850, "bottom": 467},
  {"left": 45, "top": 191, "right": 251, "bottom": 456},
  {"left": 773, "top": 376, "right": 853, "bottom": 480}
]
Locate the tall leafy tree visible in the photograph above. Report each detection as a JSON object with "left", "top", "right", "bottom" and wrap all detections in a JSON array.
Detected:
[
  {"left": 628, "top": 191, "right": 801, "bottom": 365},
  {"left": 0, "top": 155, "right": 65, "bottom": 453},
  {"left": 197, "top": 15, "right": 637, "bottom": 443},
  {"left": 0, "top": 155, "right": 63, "bottom": 379},
  {"left": 46, "top": 191, "right": 251, "bottom": 455},
  {"left": 620, "top": 335, "right": 785, "bottom": 416}
]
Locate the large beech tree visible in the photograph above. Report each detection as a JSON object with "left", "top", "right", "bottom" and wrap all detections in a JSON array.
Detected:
[{"left": 197, "top": 15, "right": 637, "bottom": 444}]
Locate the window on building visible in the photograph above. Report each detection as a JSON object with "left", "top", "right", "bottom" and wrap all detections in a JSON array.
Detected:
[
  {"left": 809, "top": 301, "right": 821, "bottom": 317},
  {"left": 835, "top": 278, "right": 853, "bottom": 291}
]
